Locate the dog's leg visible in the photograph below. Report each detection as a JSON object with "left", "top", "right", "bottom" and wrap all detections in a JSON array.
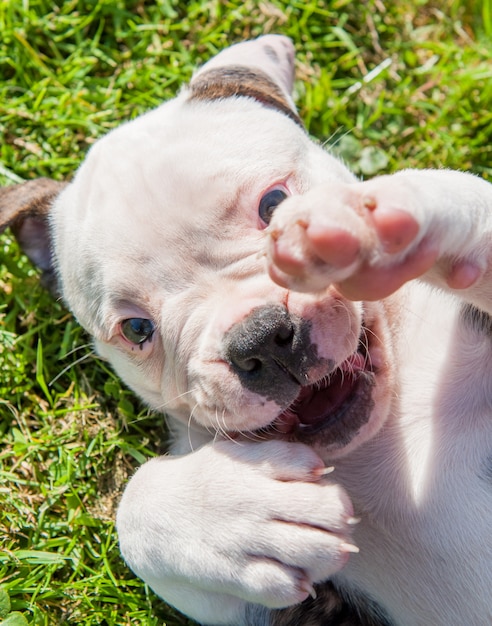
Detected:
[
  {"left": 266, "top": 170, "right": 492, "bottom": 310},
  {"left": 1, "top": 177, "right": 358, "bottom": 625},
  {"left": 117, "top": 438, "right": 356, "bottom": 625}
]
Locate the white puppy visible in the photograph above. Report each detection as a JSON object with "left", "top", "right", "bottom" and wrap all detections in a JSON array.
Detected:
[{"left": 2, "top": 35, "right": 492, "bottom": 626}]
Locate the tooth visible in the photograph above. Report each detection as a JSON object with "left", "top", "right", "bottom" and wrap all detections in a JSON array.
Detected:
[
  {"left": 319, "top": 466, "right": 335, "bottom": 476},
  {"left": 346, "top": 516, "right": 361, "bottom": 525}
]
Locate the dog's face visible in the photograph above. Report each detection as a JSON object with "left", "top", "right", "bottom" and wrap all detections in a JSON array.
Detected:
[{"left": 4, "top": 36, "right": 396, "bottom": 460}]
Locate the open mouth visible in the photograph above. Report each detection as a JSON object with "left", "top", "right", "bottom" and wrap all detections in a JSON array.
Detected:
[{"left": 261, "top": 334, "right": 374, "bottom": 440}]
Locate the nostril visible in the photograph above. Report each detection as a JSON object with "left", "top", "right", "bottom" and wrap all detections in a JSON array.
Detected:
[
  {"left": 274, "top": 325, "right": 294, "bottom": 347},
  {"left": 233, "top": 357, "right": 263, "bottom": 373},
  {"left": 224, "top": 304, "right": 314, "bottom": 398},
  {"left": 223, "top": 304, "right": 324, "bottom": 403}
]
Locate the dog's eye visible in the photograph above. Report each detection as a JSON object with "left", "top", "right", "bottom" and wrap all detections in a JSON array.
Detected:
[
  {"left": 259, "top": 188, "right": 288, "bottom": 225},
  {"left": 121, "top": 318, "right": 155, "bottom": 345}
]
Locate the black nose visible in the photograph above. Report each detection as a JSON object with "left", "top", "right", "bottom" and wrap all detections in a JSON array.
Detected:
[{"left": 223, "top": 304, "right": 320, "bottom": 405}]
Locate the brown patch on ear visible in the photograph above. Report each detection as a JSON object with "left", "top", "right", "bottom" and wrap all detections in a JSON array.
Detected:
[
  {"left": 0, "top": 178, "right": 67, "bottom": 230},
  {"left": 0, "top": 177, "right": 68, "bottom": 294},
  {"left": 188, "top": 66, "right": 305, "bottom": 130}
]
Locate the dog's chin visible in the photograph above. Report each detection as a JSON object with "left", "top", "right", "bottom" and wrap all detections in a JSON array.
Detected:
[{"left": 240, "top": 333, "right": 378, "bottom": 455}]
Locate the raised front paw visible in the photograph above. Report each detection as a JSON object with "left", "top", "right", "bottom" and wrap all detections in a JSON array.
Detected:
[{"left": 265, "top": 178, "right": 441, "bottom": 300}]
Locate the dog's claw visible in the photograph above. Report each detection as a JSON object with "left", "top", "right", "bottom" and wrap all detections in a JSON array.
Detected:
[
  {"left": 300, "top": 581, "right": 317, "bottom": 600},
  {"left": 340, "top": 542, "right": 360, "bottom": 554}
]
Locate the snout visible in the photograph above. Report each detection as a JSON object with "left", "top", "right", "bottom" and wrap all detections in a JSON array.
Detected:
[
  {"left": 223, "top": 304, "right": 329, "bottom": 407},
  {"left": 184, "top": 289, "right": 387, "bottom": 454},
  {"left": 220, "top": 302, "right": 379, "bottom": 450}
]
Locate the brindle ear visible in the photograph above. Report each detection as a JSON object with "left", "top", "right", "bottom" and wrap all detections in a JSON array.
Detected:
[{"left": 0, "top": 178, "right": 68, "bottom": 293}]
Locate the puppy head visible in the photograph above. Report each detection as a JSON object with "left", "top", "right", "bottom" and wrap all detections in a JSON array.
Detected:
[{"left": 1, "top": 36, "right": 395, "bottom": 460}]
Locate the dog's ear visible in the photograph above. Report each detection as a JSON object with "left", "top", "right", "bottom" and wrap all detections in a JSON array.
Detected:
[
  {"left": 189, "top": 35, "right": 304, "bottom": 129},
  {"left": 0, "top": 178, "right": 68, "bottom": 293}
]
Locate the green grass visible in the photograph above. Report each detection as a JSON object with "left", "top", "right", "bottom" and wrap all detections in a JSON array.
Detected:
[{"left": 0, "top": 1, "right": 491, "bottom": 624}]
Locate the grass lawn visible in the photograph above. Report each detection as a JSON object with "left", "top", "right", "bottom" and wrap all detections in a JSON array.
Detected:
[{"left": 1, "top": 0, "right": 491, "bottom": 624}]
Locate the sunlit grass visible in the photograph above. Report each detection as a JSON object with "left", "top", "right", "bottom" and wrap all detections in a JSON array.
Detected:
[{"left": 1, "top": 1, "right": 491, "bottom": 623}]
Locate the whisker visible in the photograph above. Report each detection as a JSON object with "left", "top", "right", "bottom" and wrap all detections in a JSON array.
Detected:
[
  {"left": 240, "top": 429, "right": 263, "bottom": 442},
  {"left": 219, "top": 409, "right": 240, "bottom": 445},
  {"left": 59, "top": 342, "right": 94, "bottom": 359},
  {"left": 320, "top": 126, "right": 354, "bottom": 151},
  {"left": 187, "top": 408, "right": 198, "bottom": 452},
  {"left": 213, "top": 409, "right": 226, "bottom": 442},
  {"left": 152, "top": 388, "right": 196, "bottom": 413},
  {"left": 360, "top": 323, "right": 381, "bottom": 372},
  {"left": 49, "top": 350, "right": 95, "bottom": 386},
  {"left": 217, "top": 409, "right": 240, "bottom": 445}
]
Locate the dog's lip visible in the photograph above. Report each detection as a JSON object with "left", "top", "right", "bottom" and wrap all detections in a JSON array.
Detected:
[{"left": 269, "top": 339, "right": 370, "bottom": 437}]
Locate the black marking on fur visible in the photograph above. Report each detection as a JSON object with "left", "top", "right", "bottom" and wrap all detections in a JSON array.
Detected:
[
  {"left": 460, "top": 303, "right": 492, "bottom": 337},
  {"left": 188, "top": 66, "right": 304, "bottom": 129},
  {"left": 245, "top": 582, "right": 394, "bottom": 626}
]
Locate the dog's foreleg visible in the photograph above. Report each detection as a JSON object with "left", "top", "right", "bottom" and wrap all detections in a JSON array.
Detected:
[
  {"left": 266, "top": 170, "right": 492, "bottom": 312},
  {"left": 116, "top": 439, "right": 355, "bottom": 625}
]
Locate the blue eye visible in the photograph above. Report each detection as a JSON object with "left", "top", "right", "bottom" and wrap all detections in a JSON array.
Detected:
[
  {"left": 121, "top": 318, "right": 155, "bottom": 345},
  {"left": 258, "top": 188, "right": 288, "bottom": 225}
]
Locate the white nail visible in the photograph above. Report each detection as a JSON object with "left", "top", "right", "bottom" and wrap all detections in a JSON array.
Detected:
[
  {"left": 302, "top": 583, "right": 317, "bottom": 600},
  {"left": 340, "top": 542, "right": 360, "bottom": 554}
]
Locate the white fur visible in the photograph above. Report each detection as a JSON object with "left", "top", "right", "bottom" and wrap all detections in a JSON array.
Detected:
[{"left": 46, "top": 36, "right": 492, "bottom": 625}]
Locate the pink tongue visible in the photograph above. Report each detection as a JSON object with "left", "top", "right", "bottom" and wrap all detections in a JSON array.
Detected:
[{"left": 292, "top": 369, "right": 357, "bottom": 425}]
